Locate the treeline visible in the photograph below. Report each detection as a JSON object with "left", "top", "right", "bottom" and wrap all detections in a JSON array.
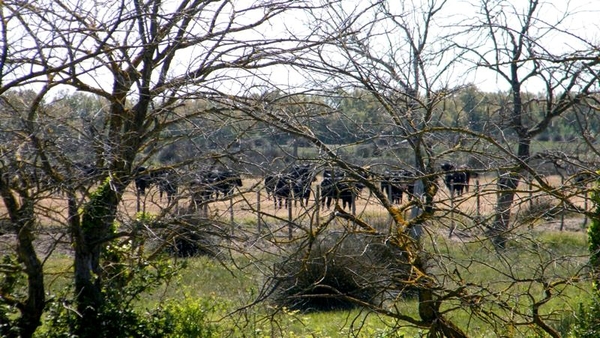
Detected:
[{"left": 4, "top": 86, "right": 596, "bottom": 170}]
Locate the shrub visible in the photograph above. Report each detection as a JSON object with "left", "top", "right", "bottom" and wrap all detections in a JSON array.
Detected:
[
  {"left": 269, "top": 232, "right": 414, "bottom": 312},
  {"left": 163, "top": 218, "right": 225, "bottom": 258},
  {"left": 569, "top": 293, "right": 600, "bottom": 338},
  {"left": 161, "top": 297, "right": 219, "bottom": 338}
]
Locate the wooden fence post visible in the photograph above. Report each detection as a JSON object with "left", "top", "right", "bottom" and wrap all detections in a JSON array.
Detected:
[
  {"left": 475, "top": 179, "right": 481, "bottom": 219},
  {"left": 230, "top": 194, "right": 234, "bottom": 233},
  {"left": 315, "top": 185, "right": 320, "bottom": 228},
  {"left": 560, "top": 176, "right": 565, "bottom": 231},
  {"left": 583, "top": 189, "right": 589, "bottom": 228},
  {"left": 257, "top": 191, "right": 262, "bottom": 234},
  {"left": 449, "top": 182, "right": 455, "bottom": 237},
  {"left": 288, "top": 196, "right": 293, "bottom": 240},
  {"left": 529, "top": 179, "right": 533, "bottom": 209}
]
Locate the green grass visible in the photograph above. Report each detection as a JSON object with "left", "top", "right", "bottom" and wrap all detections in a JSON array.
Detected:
[{"left": 37, "top": 218, "right": 594, "bottom": 337}]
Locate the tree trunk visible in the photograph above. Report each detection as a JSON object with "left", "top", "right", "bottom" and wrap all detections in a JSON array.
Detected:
[
  {"left": 488, "top": 172, "right": 520, "bottom": 250},
  {"left": 72, "top": 181, "right": 120, "bottom": 337},
  {"left": 15, "top": 215, "right": 46, "bottom": 338},
  {"left": 0, "top": 181, "right": 45, "bottom": 338}
]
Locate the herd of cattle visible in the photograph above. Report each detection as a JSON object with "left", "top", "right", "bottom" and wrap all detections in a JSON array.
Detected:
[
  {"left": 132, "top": 162, "right": 474, "bottom": 211},
  {"left": 6, "top": 159, "right": 598, "bottom": 218},
  {"left": 0, "top": 160, "right": 473, "bottom": 211}
]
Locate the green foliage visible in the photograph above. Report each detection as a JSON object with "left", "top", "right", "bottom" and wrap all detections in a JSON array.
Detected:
[
  {"left": 588, "top": 173, "right": 600, "bottom": 270},
  {"left": 569, "top": 293, "right": 600, "bottom": 338},
  {"left": 41, "top": 288, "right": 175, "bottom": 338},
  {"left": 160, "top": 297, "right": 219, "bottom": 338},
  {"left": 566, "top": 172, "right": 600, "bottom": 337},
  {"left": 41, "top": 257, "right": 185, "bottom": 337},
  {"left": 0, "top": 255, "right": 23, "bottom": 336},
  {"left": 81, "top": 178, "right": 117, "bottom": 234}
]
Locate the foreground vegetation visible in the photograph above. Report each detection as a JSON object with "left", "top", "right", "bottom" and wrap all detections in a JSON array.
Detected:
[{"left": 28, "top": 213, "right": 591, "bottom": 338}]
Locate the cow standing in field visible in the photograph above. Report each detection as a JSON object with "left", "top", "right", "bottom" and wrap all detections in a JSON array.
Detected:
[
  {"left": 319, "top": 169, "right": 364, "bottom": 211},
  {"left": 266, "top": 163, "right": 317, "bottom": 209},
  {"left": 134, "top": 166, "right": 179, "bottom": 205},
  {"left": 380, "top": 169, "right": 415, "bottom": 204},
  {"left": 441, "top": 163, "right": 471, "bottom": 196},
  {"left": 153, "top": 168, "right": 179, "bottom": 203},
  {"left": 189, "top": 169, "right": 243, "bottom": 212}
]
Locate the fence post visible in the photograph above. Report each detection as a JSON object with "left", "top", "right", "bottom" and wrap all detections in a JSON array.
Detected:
[
  {"left": 230, "top": 194, "right": 234, "bottom": 232},
  {"left": 257, "top": 191, "right": 261, "bottom": 234},
  {"left": 476, "top": 179, "right": 481, "bottom": 219},
  {"left": 449, "top": 182, "right": 455, "bottom": 237},
  {"left": 315, "top": 185, "right": 320, "bottom": 227},
  {"left": 560, "top": 176, "right": 565, "bottom": 231},
  {"left": 583, "top": 188, "right": 589, "bottom": 228},
  {"left": 288, "top": 196, "right": 293, "bottom": 240},
  {"left": 529, "top": 179, "right": 533, "bottom": 209}
]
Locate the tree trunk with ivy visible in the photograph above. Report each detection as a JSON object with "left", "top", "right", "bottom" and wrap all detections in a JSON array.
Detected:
[
  {"left": 69, "top": 179, "right": 121, "bottom": 337},
  {"left": 589, "top": 175, "right": 600, "bottom": 289}
]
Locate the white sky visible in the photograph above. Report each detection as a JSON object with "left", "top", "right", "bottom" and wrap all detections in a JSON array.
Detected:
[{"left": 9, "top": 0, "right": 600, "bottom": 98}]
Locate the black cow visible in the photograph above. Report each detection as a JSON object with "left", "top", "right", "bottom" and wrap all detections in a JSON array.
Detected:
[
  {"left": 319, "top": 170, "right": 364, "bottom": 211},
  {"left": 380, "top": 169, "right": 415, "bottom": 204},
  {"left": 189, "top": 169, "right": 242, "bottom": 213},
  {"left": 266, "top": 164, "right": 317, "bottom": 209},
  {"left": 191, "top": 169, "right": 242, "bottom": 202},
  {"left": 292, "top": 171, "right": 317, "bottom": 207},
  {"left": 153, "top": 168, "right": 178, "bottom": 203},
  {"left": 441, "top": 163, "right": 470, "bottom": 196},
  {"left": 134, "top": 166, "right": 153, "bottom": 197},
  {"left": 134, "top": 166, "right": 179, "bottom": 203},
  {"left": 211, "top": 170, "right": 243, "bottom": 198},
  {"left": 269, "top": 174, "right": 294, "bottom": 209}
]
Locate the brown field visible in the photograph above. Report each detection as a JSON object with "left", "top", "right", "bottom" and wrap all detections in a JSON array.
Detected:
[{"left": 0, "top": 174, "right": 591, "bottom": 236}]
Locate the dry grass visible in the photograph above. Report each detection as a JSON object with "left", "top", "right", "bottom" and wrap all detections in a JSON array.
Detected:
[{"left": 0, "top": 174, "right": 590, "bottom": 232}]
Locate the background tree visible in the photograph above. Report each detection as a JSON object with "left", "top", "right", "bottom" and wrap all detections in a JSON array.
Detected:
[{"left": 458, "top": 0, "right": 600, "bottom": 248}]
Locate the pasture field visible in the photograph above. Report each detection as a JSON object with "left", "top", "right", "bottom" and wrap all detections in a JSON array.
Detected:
[
  {"left": 0, "top": 174, "right": 594, "bottom": 337},
  {"left": 6, "top": 174, "right": 589, "bottom": 234}
]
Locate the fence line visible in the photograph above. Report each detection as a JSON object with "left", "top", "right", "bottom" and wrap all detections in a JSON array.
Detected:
[{"left": 184, "top": 175, "right": 591, "bottom": 238}]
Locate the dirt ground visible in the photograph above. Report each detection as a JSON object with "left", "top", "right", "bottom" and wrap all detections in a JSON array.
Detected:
[{"left": 0, "top": 174, "right": 592, "bottom": 257}]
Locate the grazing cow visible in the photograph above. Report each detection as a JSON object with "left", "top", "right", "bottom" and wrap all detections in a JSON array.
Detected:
[
  {"left": 134, "top": 166, "right": 153, "bottom": 197},
  {"left": 292, "top": 170, "right": 317, "bottom": 207},
  {"left": 190, "top": 169, "right": 243, "bottom": 207},
  {"left": 266, "top": 163, "right": 317, "bottom": 209},
  {"left": 210, "top": 169, "right": 243, "bottom": 198},
  {"left": 134, "top": 166, "right": 179, "bottom": 203},
  {"left": 380, "top": 169, "right": 415, "bottom": 204},
  {"left": 440, "top": 163, "right": 470, "bottom": 196},
  {"left": 153, "top": 168, "right": 178, "bottom": 203},
  {"left": 270, "top": 174, "right": 294, "bottom": 209},
  {"left": 319, "top": 170, "right": 364, "bottom": 211},
  {"left": 264, "top": 174, "right": 278, "bottom": 200}
]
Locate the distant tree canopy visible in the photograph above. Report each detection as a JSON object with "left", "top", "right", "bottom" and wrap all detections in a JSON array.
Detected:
[{"left": 34, "top": 87, "right": 596, "bottom": 171}]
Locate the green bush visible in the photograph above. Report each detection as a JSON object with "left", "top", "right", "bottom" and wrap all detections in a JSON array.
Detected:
[
  {"left": 161, "top": 298, "right": 218, "bottom": 338},
  {"left": 569, "top": 293, "right": 600, "bottom": 338}
]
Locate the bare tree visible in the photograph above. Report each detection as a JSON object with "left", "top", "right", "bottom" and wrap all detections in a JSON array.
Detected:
[
  {"left": 457, "top": 0, "right": 600, "bottom": 249},
  {"left": 0, "top": 0, "right": 597, "bottom": 336},
  {"left": 0, "top": 0, "right": 320, "bottom": 336},
  {"left": 227, "top": 1, "right": 599, "bottom": 337}
]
